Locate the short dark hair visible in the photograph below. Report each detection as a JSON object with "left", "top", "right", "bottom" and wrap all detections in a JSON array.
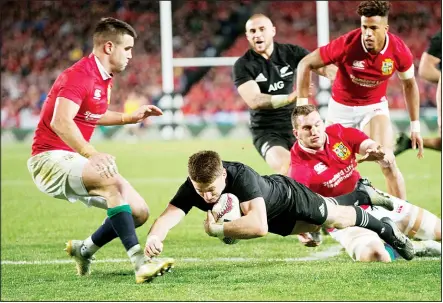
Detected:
[
  {"left": 188, "top": 150, "right": 223, "bottom": 184},
  {"left": 291, "top": 105, "right": 318, "bottom": 128},
  {"left": 93, "top": 17, "right": 137, "bottom": 46},
  {"left": 357, "top": 1, "right": 391, "bottom": 18}
]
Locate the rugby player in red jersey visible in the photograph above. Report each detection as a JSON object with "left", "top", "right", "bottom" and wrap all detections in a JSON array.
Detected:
[
  {"left": 27, "top": 17, "right": 173, "bottom": 283},
  {"left": 295, "top": 1, "right": 424, "bottom": 200},
  {"left": 288, "top": 105, "right": 441, "bottom": 261}
]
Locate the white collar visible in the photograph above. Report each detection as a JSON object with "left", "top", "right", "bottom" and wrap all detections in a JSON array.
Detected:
[
  {"left": 297, "top": 133, "right": 329, "bottom": 154},
  {"left": 361, "top": 32, "right": 389, "bottom": 54},
  {"left": 94, "top": 55, "right": 112, "bottom": 80}
]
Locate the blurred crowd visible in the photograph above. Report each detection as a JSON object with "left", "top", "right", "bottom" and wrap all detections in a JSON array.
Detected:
[{"left": 1, "top": 0, "right": 441, "bottom": 128}]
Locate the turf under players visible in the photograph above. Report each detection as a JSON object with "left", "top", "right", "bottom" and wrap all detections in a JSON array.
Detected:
[
  {"left": 288, "top": 105, "right": 441, "bottom": 261},
  {"left": 295, "top": 0, "right": 423, "bottom": 200},
  {"left": 233, "top": 14, "right": 336, "bottom": 175},
  {"left": 26, "top": 17, "right": 173, "bottom": 283},
  {"left": 144, "top": 150, "right": 415, "bottom": 261}
]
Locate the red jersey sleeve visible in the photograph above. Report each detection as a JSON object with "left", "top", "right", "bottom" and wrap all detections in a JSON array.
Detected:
[
  {"left": 339, "top": 124, "right": 370, "bottom": 154},
  {"left": 394, "top": 37, "right": 414, "bottom": 73},
  {"left": 57, "top": 71, "right": 92, "bottom": 105},
  {"left": 319, "top": 34, "right": 347, "bottom": 65}
]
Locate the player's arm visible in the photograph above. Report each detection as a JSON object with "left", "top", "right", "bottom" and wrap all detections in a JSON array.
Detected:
[
  {"left": 145, "top": 204, "right": 186, "bottom": 257},
  {"left": 205, "top": 197, "right": 268, "bottom": 239},
  {"left": 418, "top": 52, "right": 441, "bottom": 84},
  {"left": 312, "top": 64, "right": 337, "bottom": 81},
  {"left": 296, "top": 49, "right": 328, "bottom": 105},
  {"left": 237, "top": 80, "right": 297, "bottom": 110},
  {"left": 399, "top": 74, "right": 424, "bottom": 157},
  {"left": 50, "top": 97, "right": 98, "bottom": 157},
  {"left": 97, "top": 105, "right": 163, "bottom": 126}
]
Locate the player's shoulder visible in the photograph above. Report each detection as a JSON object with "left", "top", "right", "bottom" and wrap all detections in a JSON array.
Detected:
[
  {"left": 325, "top": 123, "right": 347, "bottom": 138},
  {"left": 235, "top": 49, "right": 257, "bottom": 66},
  {"left": 62, "top": 57, "right": 96, "bottom": 82},
  {"left": 387, "top": 32, "right": 411, "bottom": 54}
]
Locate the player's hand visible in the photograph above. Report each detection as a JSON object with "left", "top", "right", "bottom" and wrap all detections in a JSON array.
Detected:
[
  {"left": 144, "top": 235, "right": 163, "bottom": 257},
  {"left": 410, "top": 131, "right": 424, "bottom": 159},
  {"left": 297, "top": 232, "right": 322, "bottom": 247},
  {"left": 357, "top": 145, "right": 387, "bottom": 163},
  {"left": 288, "top": 90, "right": 298, "bottom": 103},
  {"left": 130, "top": 105, "right": 163, "bottom": 123},
  {"left": 204, "top": 210, "right": 223, "bottom": 238},
  {"left": 88, "top": 152, "right": 118, "bottom": 179}
]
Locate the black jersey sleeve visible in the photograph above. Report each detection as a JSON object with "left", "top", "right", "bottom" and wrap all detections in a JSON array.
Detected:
[
  {"left": 289, "top": 44, "right": 310, "bottom": 66},
  {"left": 169, "top": 181, "right": 197, "bottom": 214},
  {"left": 233, "top": 58, "right": 253, "bottom": 88},
  {"left": 230, "top": 166, "right": 263, "bottom": 203},
  {"left": 427, "top": 32, "right": 442, "bottom": 60}
]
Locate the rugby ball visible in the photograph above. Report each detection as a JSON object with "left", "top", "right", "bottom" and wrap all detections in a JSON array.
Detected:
[{"left": 212, "top": 193, "right": 241, "bottom": 245}]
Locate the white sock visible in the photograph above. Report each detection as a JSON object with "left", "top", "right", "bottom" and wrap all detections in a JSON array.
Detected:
[
  {"left": 81, "top": 236, "right": 100, "bottom": 258},
  {"left": 127, "top": 244, "right": 144, "bottom": 269}
]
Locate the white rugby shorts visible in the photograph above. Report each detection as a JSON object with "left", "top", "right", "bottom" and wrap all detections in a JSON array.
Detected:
[
  {"left": 27, "top": 150, "right": 98, "bottom": 207},
  {"left": 325, "top": 97, "right": 390, "bottom": 130}
]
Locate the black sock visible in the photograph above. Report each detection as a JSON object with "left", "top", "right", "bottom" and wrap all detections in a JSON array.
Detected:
[
  {"left": 91, "top": 218, "right": 118, "bottom": 248},
  {"left": 107, "top": 205, "right": 139, "bottom": 251},
  {"left": 353, "top": 206, "right": 392, "bottom": 242},
  {"left": 327, "top": 190, "right": 371, "bottom": 207}
]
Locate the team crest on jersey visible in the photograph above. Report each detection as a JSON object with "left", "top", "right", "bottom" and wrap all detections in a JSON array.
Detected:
[
  {"left": 381, "top": 58, "right": 394, "bottom": 75},
  {"left": 332, "top": 142, "right": 351, "bottom": 160}
]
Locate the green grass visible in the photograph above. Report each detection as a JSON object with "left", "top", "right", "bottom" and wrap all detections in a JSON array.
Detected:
[{"left": 1, "top": 139, "right": 441, "bottom": 301}]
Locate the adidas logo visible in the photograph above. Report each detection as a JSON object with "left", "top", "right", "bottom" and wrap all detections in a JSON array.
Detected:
[
  {"left": 255, "top": 73, "right": 267, "bottom": 82},
  {"left": 318, "top": 203, "right": 325, "bottom": 217}
]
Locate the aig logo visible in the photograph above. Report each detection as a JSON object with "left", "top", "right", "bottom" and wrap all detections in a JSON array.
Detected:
[{"left": 268, "top": 81, "right": 284, "bottom": 92}]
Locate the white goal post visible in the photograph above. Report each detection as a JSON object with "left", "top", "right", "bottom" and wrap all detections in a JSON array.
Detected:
[{"left": 159, "top": 1, "right": 330, "bottom": 93}]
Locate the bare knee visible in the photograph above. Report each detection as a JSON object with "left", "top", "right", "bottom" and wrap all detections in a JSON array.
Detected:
[
  {"left": 131, "top": 203, "right": 149, "bottom": 227},
  {"left": 358, "top": 248, "right": 391, "bottom": 262}
]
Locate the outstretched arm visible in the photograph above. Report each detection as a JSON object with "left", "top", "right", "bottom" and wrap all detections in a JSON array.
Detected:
[{"left": 145, "top": 204, "right": 186, "bottom": 257}]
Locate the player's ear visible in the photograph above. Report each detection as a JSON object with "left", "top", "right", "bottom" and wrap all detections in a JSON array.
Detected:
[
  {"left": 385, "top": 24, "right": 389, "bottom": 32},
  {"left": 272, "top": 26, "right": 276, "bottom": 37},
  {"left": 222, "top": 168, "right": 227, "bottom": 178},
  {"left": 292, "top": 129, "right": 298, "bottom": 138},
  {"left": 104, "top": 41, "right": 113, "bottom": 55}
]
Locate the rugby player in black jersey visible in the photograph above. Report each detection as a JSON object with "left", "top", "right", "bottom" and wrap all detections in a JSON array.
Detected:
[
  {"left": 144, "top": 150, "right": 415, "bottom": 262},
  {"left": 233, "top": 14, "right": 336, "bottom": 175}
]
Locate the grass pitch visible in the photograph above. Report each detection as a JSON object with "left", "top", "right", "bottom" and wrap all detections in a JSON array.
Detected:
[{"left": 1, "top": 139, "right": 441, "bottom": 301}]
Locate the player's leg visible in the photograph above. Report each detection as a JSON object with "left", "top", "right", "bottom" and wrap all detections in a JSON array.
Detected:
[
  {"left": 330, "top": 227, "right": 392, "bottom": 262},
  {"left": 253, "top": 132, "right": 293, "bottom": 175},
  {"left": 77, "top": 176, "right": 150, "bottom": 260},
  {"left": 362, "top": 111, "right": 407, "bottom": 199},
  {"left": 287, "top": 178, "right": 413, "bottom": 260},
  {"left": 80, "top": 157, "right": 170, "bottom": 282}
]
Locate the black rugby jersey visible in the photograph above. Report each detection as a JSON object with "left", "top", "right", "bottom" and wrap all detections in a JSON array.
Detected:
[
  {"left": 233, "top": 42, "right": 310, "bottom": 131},
  {"left": 427, "top": 31, "right": 442, "bottom": 71},
  {"left": 170, "top": 161, "right": 316, "bottom": 236}
]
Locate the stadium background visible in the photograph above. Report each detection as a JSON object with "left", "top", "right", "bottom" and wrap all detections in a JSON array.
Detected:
[
  {"left": 1, "top": 1, "right": 442, "bottom": 301},
  {"left": 1, "top": 0, "right": 441, "bottom": 142}
]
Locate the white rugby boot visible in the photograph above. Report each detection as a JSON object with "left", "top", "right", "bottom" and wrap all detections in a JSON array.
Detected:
[{"left": 64, "top": 240, "right": 95, "bottom": 275}]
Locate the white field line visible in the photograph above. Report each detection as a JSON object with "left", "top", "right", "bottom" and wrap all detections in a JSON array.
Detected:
[
  {"left": 2, "top": 245, "right": 343, "bottom": 265},
  {"left": 1, "top": 245, "right": 439, "bottom": 266},
  {"left": 0, "top": 174, "right": 434, "bottom": 186}
]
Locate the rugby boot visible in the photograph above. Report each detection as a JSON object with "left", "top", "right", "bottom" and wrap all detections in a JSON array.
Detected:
[
  {"left": 380, "top": 217, "right": 415, "bottom": 261},
  {"left": 65, "top": 240, "right": 94, "bottom": 275},
  {"left": 355, "top": 178, "right": 394, "bottom": 211}
]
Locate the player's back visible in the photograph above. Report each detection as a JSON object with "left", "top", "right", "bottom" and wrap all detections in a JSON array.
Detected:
[
  {"left": 320, "top": 28, "right": 414, "bottom": 106},
  {"left": 32, "top": 55, "right": 112, "bottom": 156}
]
